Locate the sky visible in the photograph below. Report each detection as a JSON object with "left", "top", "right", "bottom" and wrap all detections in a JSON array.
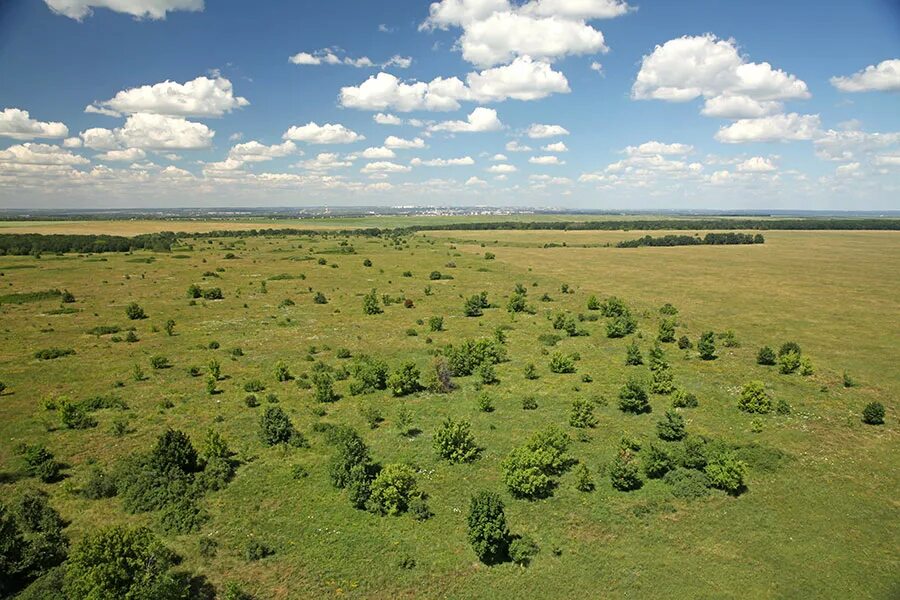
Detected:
[{"left": 0, "top": 0, "right": 899, "bottom": 210}]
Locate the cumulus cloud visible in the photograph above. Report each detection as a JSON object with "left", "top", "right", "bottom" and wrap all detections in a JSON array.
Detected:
[
  {"left": 96, "top": 147, "right": 147, "bottom": 162},
  {"left": 283, "top": 122, "right": 365, "bottom": 144},
  {"left": 714, "top": 113, "right": 820, "bottom": 143},
  {"left": 117, "top": 113, "right": 214, "bottom": 149},
  {"left": 298, "top": 153, "right": 353, "bottom": 171},
  {"left": 360, "top": 146, "right": 396, "bottom": 159},
  {"left": 228, "top": 140, "right": 296, "bottom": 163},
  {"left": 87, "top": 76, "right": 248, "bottom": 117},
  {"left": 491, "top": 153, "right": 508, "bottom": 160},
  {"left": 625, "top": 141, "right": 692, "bottom": 155},
  {"left": 339, "top": 56, "right": 568, "bottom": 112},
  {"left": 422, "top": 0, "right": 612, "bottom": 67},
  {"left": 374, "top": 113, "right": 403, "bottom": 125},
  {"left": 830, "top": 59, "right": 900, "bottom": 93},
  {"left": 361, "top": 161, "right": 411, "bottom": 173},
  {"left": 0, "top": 108, "right": 69, "bottom": 140},
  {"left": 541, "top": 141, "right": 568, "bottom": 152},
  {"left": 289, "top": 49, "right": 411, "bottom": 69},
  {"left": 466, "top": 175, "right": 488, "bottom": 186},
  {"left": 736, "top": 156, "right": 776, "bottom": 172},
  {"left": 44, "top": 0, "right": 203, "bottom": 21},
  {"left": 505, "top": 140, "right": 531, "bottom": 152},
  {"left": 411, "top": 156, "right": 475, "bottom": 166},
  {"left": 429, "top": 107, "right": 502, "bottom": 132},
  {"left": 814, "top": 128, "right": 900, "bottom": 162},
  {"left": 632, "top": 34, "right": 810, "bottom": 119},
  {"left": 0, "top": 143, "right": 89, "bottom": 166},
  {"left": 384, "top": 135, "right": 426, "bottom": 149},
  {"left": 528, "top": 155, "right": 563, "bottom": 164},
  {"left": 487, "top": 163, "right": 517, "bottom": 173},
  {"left": 526, "top": 123, "right": 569, "bottom": 138},
  {"left": 63, "top": 137, "right": 83, "bottom": 148}
]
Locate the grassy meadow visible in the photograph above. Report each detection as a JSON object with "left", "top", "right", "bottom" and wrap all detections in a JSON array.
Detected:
[{"left": 0, "top": 224, "right": 897, "bottom": 599}]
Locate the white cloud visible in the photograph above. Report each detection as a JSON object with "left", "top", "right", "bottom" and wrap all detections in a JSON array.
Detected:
[
  {"left": 0, "top": 108, "right": 68, "bottom": 140},
  {"left": 360, "top": 146, "right": 396, "bottom": 159},
  {"left": 117, "top": 113, "right": 214, "bottom": 149},
  {"left": 519, "top": 0, "right": 630, "bottom": 19},
  {"left": 625, "top": 141, "right": 692, "bottom": 155},
  {"left": 736, "top": 156, "right": 776, "bottom": 172},
  {"left": 0, "top": 143, "right": 89, "bottom": 166},
  {"left": 429, "top": 107, "right": 502, "bottom": 132},
  {"left": 835, "top": 162, "right": 861, "bottom": 176},
  {"left": 411, "top": 156, "right": 475, "bottom": 166},
  {"left": 63, "top": 137, "right": 83, "bottom": 148},
  {"left": 384, "top": 135, "right": 426, "bottom": 149},
  {"left": 361, "top": 161, "right": 411, "bottom": 173},
  {"left": 529, "top": 155, "right": 563, "bottom": 165},
  {"left": 715, "top": 113, "right": 821, "bottom": 143},
  {"left": 632, "top": 35, "right": 809, "bottom": 118},
  {"left": 228, "top": 140, "right": 296, "bottom": 163},
  {"left": 526, "top": 123, "right": 569, "bottom": 138},
  {"left": 96, "top": 147, "right": 146, "bottom": 162},
  {"left": 491, "top": 153, "right": 508, "bottom": 160},
  {"left": 831, "top": 59, "right": 900, "bottom": 93},
  {"left": 80, "top": 127, "right": 119, "bottom": 150},
  {"left": 88, "top": 76, "right": 248, "bottom": 117},
  {"left": 874, "top": 154, "right": 900, "bottom": 167},
  {"left": 465, "top": 56, "right": 570, "bottom": 101},
  {"left": 289, "top": 49, "right": 412, "bottom": 69},
  {"left": 814, "top": 129, "right": 900, "bottom": 162},
  {"left": 542, "top": 141, "right": 568, "bottom": 152},
  {"left": 487, "top": 163, "right": 517, "bottom": 173},
  {"left": 298, "top": 153, "right": 353, "bottom": 171},
  {"left": 505, "top": 140, "right": 531, "bottom": 151},
  {"left": 374, "top": 113, "right": 403, "bottom": 125},
  {"left": 466, "top": 175, "right": 488, "bottom": 186},
  {"left": 421, "top": 0, "right": 509, "bottom": 29},
  {"left": 339, "top": 56, "right": 568, "bottom": 112},
  {"left": 283, "top": 122, "right": 364, "bottom": 144},
  {"left": 84, "top": 105, "right": 123, "bottom": 117},
  {"left": 459, "top": 12, "right": 607, "bottom": 67},
  {"left": 44, "top": 0, "right": 202, "bottom": 21},
  {"left": 590, "top": 61, "right": 603, "bottom": 74}
]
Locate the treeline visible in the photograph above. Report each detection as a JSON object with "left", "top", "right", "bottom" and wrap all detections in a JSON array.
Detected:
[
  {"left": 0, "top": 232, "right": 176, "bottom": 256},
  {"left": 402, "top": 218, "right": 900, "bottom": 232},
  {"left": 616, "top": 232, "right": 764, "bottom": 248}
]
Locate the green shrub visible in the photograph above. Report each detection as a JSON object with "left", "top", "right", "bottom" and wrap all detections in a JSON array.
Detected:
[
  {"left": 625, "top": 341, "right": 643, "bottom": 365},
  {"left": 656, "top": 410, "right": 687, "bottom": 441},
  {"left": 428, "top": 316, "right": 444, "bottom": 332},
  {"left": 569, "top": 399, "right": 597, "bottom": 428},
  {"left": 502, "top": 426, "right": 572, "bottom": 499},
  {"left": 522, "top": 396, "right": 538, "bottom": 410},
  {"left": 610, "top": 450, "right": 643, "bottom": 491},
  {"left": 618, "top": 379, "right": 650, "bottom": 414},
  {"left": 671, "top": 389, "right": 698, "bottom": 408},
  {"left": 606, "top": 313, "right": 637, "bottom": 338},
  {"left": 409, "top": 494, "right": 432, "bottom": 521},
  {"left": 778, "top": 341, "right": 801, "bottom": 357},
  {"left": 549, "top": 352, "right": 576, "bottom": 374},
  {"left": 367, "top": 464, "right": 418, "bottom": 516},
  {"left": 658, "top": 318, "right": 676, "bottom": 343},
  {"left": 778, "top": 351, "right": 801, "bottom": 374},
  {"left": 509, "top": 535, "right": 539, "bottom": 566},
  {"left": 274, "top": 361, "right": 292, "bottom": 382},
  {"left": 649, "top": 363, "right": 676, "bottom": 395},
  {"left": 756, "top": 346, "right": 776, "bottom": 365},
  {"left": 259, "top": 406, "right": 299, "bottom": 446},
  {"left": 22, "top": 445, "right": 61, "bottom": 483},
  {"left": 388, "top": 362, "right": 421, "bottom": 396},
  {"left": 124, "top": 303, "right": 146, "bottom": 320},
  {"left": 59, "top": 401, "right": 96, "bottom": 430},
  {"left": 433, "top": 418, "right": 479, "bottom": 463},
  {"left": 738, "top": 381, "right": 771, "bottom": 414},
  {"left": 362, "top": 289, "right": 382, "bottom": 315},
  {"left": 327, "top": 427, "right": 371, "bottom": 489},
  {"left": 523, "top": 363, "right": 538, "bottom": 380},
  {"left": 697, "top": 332, "right": 716, "bottom": 360},
  {"left": 663, "top": 467, "right": 711, "bottom": 499},
  {"left": 574, "top": 464, "right": 595, "bottom": 492},
  {"left": 81, "top": 467, "right": 117, "bottom": 500},
  {"left": 313, "top": 371, "right": 338, "bottom": 403},
  {"left": 643, "top": 443, "right": 674, "bottom": 478},
  {"left": 862, "top": 402, "right": 885, "bottom": 425},
  {"left": 244, "top": 540, "right": 274, "bottom": 561},
  {"left": 34, "top": 348, "right": 75, "bottom": 360},
  {"left": 705, "top": 452, "right": 747, "bottom": 495},
  {"left": 677, "top": 335, "right": 692, "bottom": 350},
  {"left": 348, "top": 355, "right": 389, "bottom": 395},
  {"left": 467, "top": 491, "right": 510, "bottom": 564}
]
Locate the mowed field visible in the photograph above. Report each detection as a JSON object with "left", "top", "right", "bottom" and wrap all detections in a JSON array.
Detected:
[{"left": 0, "top": 226, "right": 897, "bottom": 599}]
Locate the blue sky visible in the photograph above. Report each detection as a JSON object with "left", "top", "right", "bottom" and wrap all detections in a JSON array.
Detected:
[{"left": 0, "top": 0, "right": 898, "bottom": 209}]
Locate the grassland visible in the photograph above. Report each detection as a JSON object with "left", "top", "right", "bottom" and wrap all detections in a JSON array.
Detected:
[{"left": 0, "top": 225, "right": 897, "bottom": 599}]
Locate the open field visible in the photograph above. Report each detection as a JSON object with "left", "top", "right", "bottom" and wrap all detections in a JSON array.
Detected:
[{"left": 0, "top": 226, "right": 897, "bottom": 598}]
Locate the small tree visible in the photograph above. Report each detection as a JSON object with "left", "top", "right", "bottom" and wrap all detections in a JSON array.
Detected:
[
  {"left": 463, "top": 294, "right": 484, "bottom": 317},
  {"left": 387, "top": 362, "right": 421, "bottom": 397},
  {"left": 428, "top": 316, "right": 444, "bottom": 332},
  {"left": 313, "top": 291, "right": 328, "bottom": 304},
  {"left": 509, "top": 535, "right": 539, "bottom": 566},
  {"left": 523, "top": 363, "right": 538, "bottom": 380},
  {"left": 756, "top": 346, "right": 776, "bottom": 365},
  {"left": 609, "top": 450, "right": 643, "bottom": 491},
  {"left": 643, "top": 443, "right": 674, "bottom": 478},
  {"left": 362, "top": 289, "right": 382, "bottom": 315},
  {"left": 618, "top": 379, "right": 650, "bottom": 414},
  {"left": 208, "top": 359, "right": 221, "bottom": 380},
  {"left": 778, "top": 351, "right": 801, "bottom": 374},
  {"left": 164, "top": 320, "right": 175, "bottom": 336},
  {"left": 586, "top": 295, "right": 600, "bottom": 310},
  {"left": 650, "top": 363, "right": 676, "bottom": 394},
  {"left": 658, "top": 318, "right": 676, "bottom": 343},
  {"left": 625, "top": 341, "right": 643, "bottom": 366},
  {"left": 697, "top": 331, "right": 716, "bottom": 360},
  {"left": 606, "top": 314, "right": 637, "bottom": 338},
  {"left": 677, "top": 335, "right": 692, "bottom": 350},
  {"left": 125, "top": 302, "right": 146, "bottom": 320},
  {"left": 433, "top": 418, "right": 479, "bottom": 463},
  {"left": 705, "top": 452, "right": 747, "bottom": 495},
  {"left": 425, "top": 358, "right": 455, "bottom": 393},
  {"left": 549, "top": 352, "right": 576, "bottom": 374},
  {"left": 367, "top": 464, "right": 418, "bottom": 516},
  {"left": 862, "top": 402, "right": 885, "bottom": 425},
  {"left": 656, "top": 409, "right": 686, "bottom": 441},
  {"left": 259, "top": 406, "right": 297, "bottom": 446},
  {"left": 574, "top": 464, "right": 595, "bottom": 491},
  {"left": 569, "top": 399, "right": 597, "bottom": 428},
  {"left": 467, "top": 491, "right": 510, "bottom": 564},
  {"left": 313, "top": 371, "right": 338, "bottom": 403},
  {"left": 274, "top": 361, "right": 292, "bottom": 382},
  {"left": 738, "top": 381, "right": 771, "bottom": 414}
]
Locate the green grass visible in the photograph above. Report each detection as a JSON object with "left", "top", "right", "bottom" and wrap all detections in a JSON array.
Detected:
[{"left": 0, "top": 227, "right": 896, "bottom": 599}]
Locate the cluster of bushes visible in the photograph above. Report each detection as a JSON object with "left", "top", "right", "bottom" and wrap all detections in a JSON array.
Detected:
[
  {"left": 0, "top": 232, "right": 175, "bottom": 255},
  {"left": 599, "top": 296, "right": 637, "bottom": 338},
  {"left": 615, "top": 232, "right": 763, "bottom": 248},
  {"left": 757, "top": 341, "right": 812, "bottom": 375},
  {"left": 187, "top": 284, "right": 224, "bottom": 300},
  {"left": 463, "top": 291, "right": 491, "bottom": 317},
  {"left": 0, "top": 491, "right": 68, "bottom": 596},
  {"left": 501, "top": 426, "right": 574, "bottom": 499},
  {"left": 442, "top": 337, "right": 508, "bottom": 376}
]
